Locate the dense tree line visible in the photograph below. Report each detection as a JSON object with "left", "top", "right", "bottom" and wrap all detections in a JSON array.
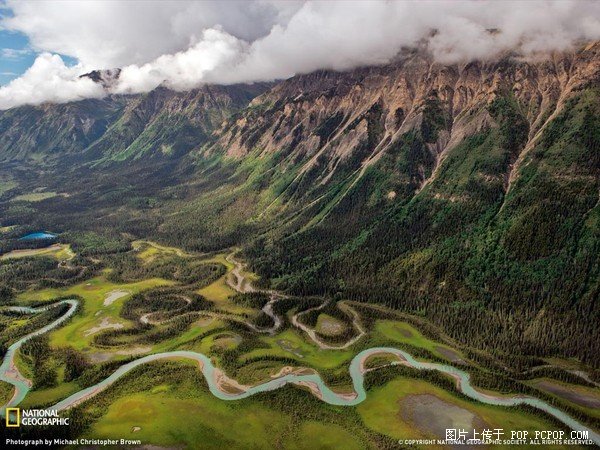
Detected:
[
  {"left": 105, "top": 251, "right": 225, "bottom": 286},
  {"left": 20, "top": 335, "right": 57, "bottom": 389},
  {"left": 246, "top": 89, "right": 600, "bottom": 369},
  {"left": 0, "top": 255, "right": 101, "bottom": 292},
  {"left": 0, "top": 303, "right": 70, "bottom": 357}
]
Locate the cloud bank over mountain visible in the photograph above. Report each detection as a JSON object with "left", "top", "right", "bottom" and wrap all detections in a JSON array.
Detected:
[{"left": 1, "top": 0, "right": 599, "bottom": 109}]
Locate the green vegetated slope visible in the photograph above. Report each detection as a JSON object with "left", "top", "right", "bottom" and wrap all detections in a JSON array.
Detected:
[
  {"left": 233, "top": 57, "right": 599, "bottom": 366},
  {"left": 246, "top": 87, "right": 599, "bottom": 367},
  {"left": 0, "top": 98, "right": 125, "bottom": 164},
  {"left": 0, "top": 83, "right": 270, "bottom": 167}
]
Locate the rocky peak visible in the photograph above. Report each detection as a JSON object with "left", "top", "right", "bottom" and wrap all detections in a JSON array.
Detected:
[{"left": 79, "top": 69, "right": 122, "bottom": 89}]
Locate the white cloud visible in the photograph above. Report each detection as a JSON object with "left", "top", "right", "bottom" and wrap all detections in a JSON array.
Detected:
[
  {"left": 0, "top": 53, "right": 103, "bottom": 109},
  {"left": 115, "top": 28, "right": 247, "bottom": 94},
  {"left": 116, "top": 0, "right": 600, "bottom": 88},
  {"left": 0, "top": 0, "right": 599, "bottom": 109},
  {"left": 1, "top": 0, "right": 301, "bottom": 68},
  {"left": 1, "top": 47, "right": 31, "bottom": 59}
]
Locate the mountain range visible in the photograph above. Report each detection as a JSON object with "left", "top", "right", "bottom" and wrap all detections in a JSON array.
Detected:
[{"left": 0, "top": 42, "right": 598, "bottom": 367}]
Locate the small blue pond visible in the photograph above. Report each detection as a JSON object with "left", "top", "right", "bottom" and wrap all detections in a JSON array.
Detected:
[{"left": 19, "top": 232, "right": 57, "bottom": 241}]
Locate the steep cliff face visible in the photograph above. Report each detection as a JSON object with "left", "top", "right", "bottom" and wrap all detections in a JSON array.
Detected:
[
  {"left": 207, "top": 43, "right": 598, "bottom": 212},
  {"left": 86, "top": 83, "right": 272, "bottom": 163}
]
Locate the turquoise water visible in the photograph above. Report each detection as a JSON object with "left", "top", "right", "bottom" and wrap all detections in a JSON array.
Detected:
[
  {"left": 0, "top": 300, "right": 78, "bottom": 407},
  {"left": 1, "top": 300, "right": 598, "bottom": 446},
  {"left": 18, "top": 231, "right": 57, "bottom": 240}
]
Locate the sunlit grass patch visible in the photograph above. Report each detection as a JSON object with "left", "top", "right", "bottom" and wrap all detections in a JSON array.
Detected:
[
  {"left": 0, "top": 244, "right": 72, "bottom": 261},
  {"left": 197, "top": 276, "right": 252, "bottom": 315},
  {"left": 358, "top": 376, "right": 571, "bottom": 448},
  {"left": 374, "top": 320, "right": 465, "bottom": 362},
  {"left": 11, "top": 192, "right": 60, "bottom": 202},
  {"left": 17, "top": 276, "right": 174, "bottom": 351},
  {"left": 283, "top": 421, "right": 364, "bottom": 450},
  {"left": 20, "top": 381, "right": 80, "bottom": 409},
  {"left": 241, "top": 329, "right": 354, "bottom": 369},
  {"left": 315, "top": 313, "right": 347, "bottom": 336},
  {"left": 0, "top": 380, "right": 15, "bottom": 406},
  {"left": 133, "top": 240, "right": 190, "bottom": 263}
]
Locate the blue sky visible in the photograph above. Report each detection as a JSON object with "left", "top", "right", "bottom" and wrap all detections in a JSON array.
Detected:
[
  {"left": 0, "top": 28, "right": 77, "bottom": 86},
  {"left": 0, "top": 3, "right": 32, "bottom": 85},
  {"left": 0, "top": 5, "right": 75, "bottom": 86},
  {"left": 0, "top": 30, "right": 34, "bottom": 85}
]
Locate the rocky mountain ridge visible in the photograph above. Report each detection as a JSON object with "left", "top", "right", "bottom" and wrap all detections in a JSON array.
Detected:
[
  {"left": 0, "top": 82, "right": 271, "bottom": 165},
  {"left": 207, "top": 42, "right": 599, "bottom": 207}
]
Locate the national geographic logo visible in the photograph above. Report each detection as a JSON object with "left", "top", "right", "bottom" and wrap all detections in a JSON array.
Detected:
[
  {"left": 5, "top": 408, "right": 19, "bottom": 427},
  {"left": 4, "top": 408, "right": 69, "bottom": 427}
]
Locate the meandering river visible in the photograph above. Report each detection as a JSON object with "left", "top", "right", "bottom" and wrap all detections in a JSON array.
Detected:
[{"left": 1, "top": 300, "right": 598, "bottom": 445}]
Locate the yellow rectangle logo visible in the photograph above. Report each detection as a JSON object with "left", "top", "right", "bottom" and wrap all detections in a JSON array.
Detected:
[{"left": 5, "top": 407, "right": 20, "bottom": 427}]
